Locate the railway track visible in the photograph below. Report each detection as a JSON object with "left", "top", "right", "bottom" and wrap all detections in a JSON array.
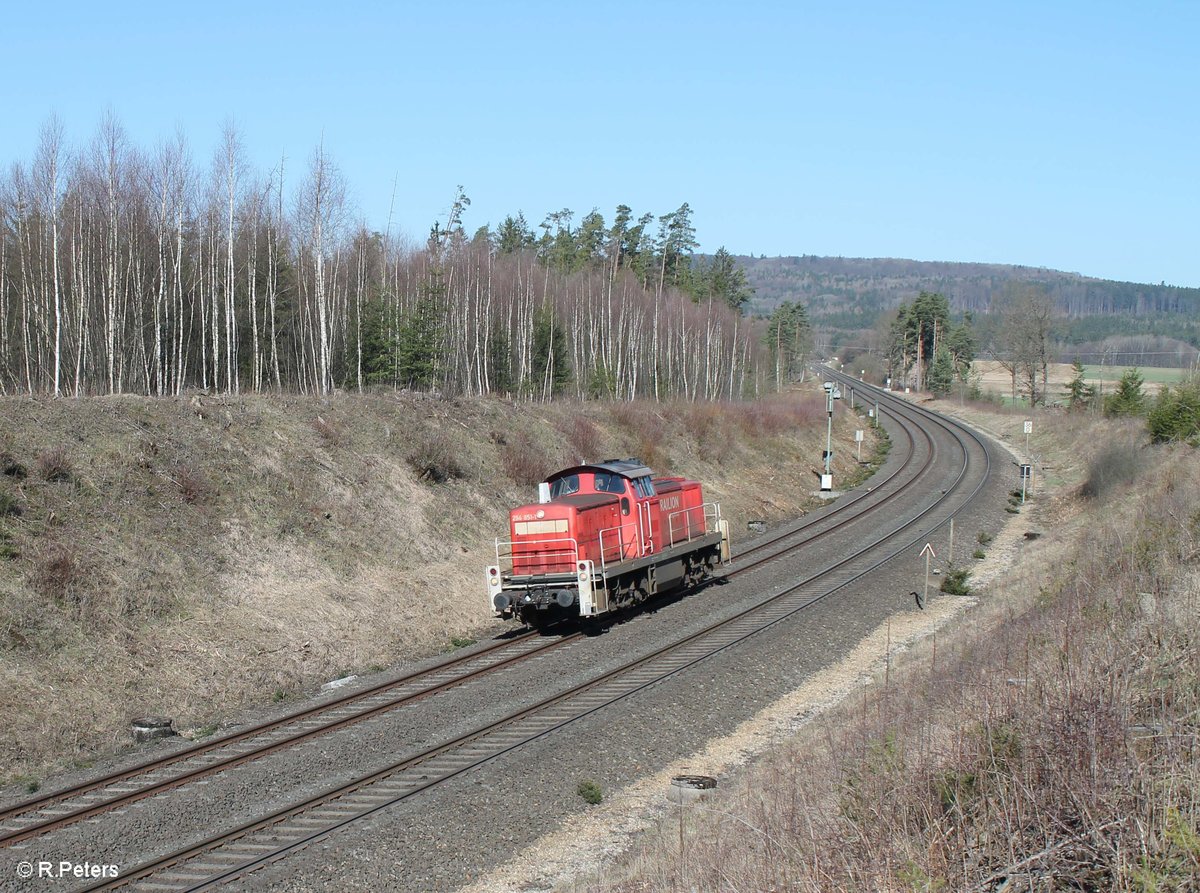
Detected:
[
  {"left": 0, "top": 390, "right": 920, "bottom": 852},
  {"left": 0, "top": 380, "right": 991, "bottom": 891}
]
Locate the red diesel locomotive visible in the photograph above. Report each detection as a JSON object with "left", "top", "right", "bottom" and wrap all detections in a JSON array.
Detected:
[{"left": 487, "top": 459, "right": 730, "bottom": 627}]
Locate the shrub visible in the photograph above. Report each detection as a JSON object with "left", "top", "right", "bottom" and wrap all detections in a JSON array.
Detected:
[
  {"left": 0, "top": 489, "right": 20, "bottom": 517},
  {"left": 977, "top": 531, "right": 993, "bottom": 545},
  {"left": 173, "top": 464, "right": 211, "bottom": 505},
  {"left": 973, "top": 548, "right": 986, "bottom": 560},
  {"left": 407, "top": 433, "right": 467, "bottom": 483},
  {"left": 577, "top": 779, "right": 603, "bottom": 805},
  {"left": 312, "top": 415, "right": 345, "bottom": 447},
  {"left": 0, "top": 450, "right": 27, "bottom": 479},
  {"left": 940, "top": 567, "right": 972, "bottom": 595},
  {"left": 1147, "top": 376, "right": 1200, "bottom": 444},
  {"left": 36, "top": 447, "right": 73, "bottom": 482},
  {"left": 1104, "top": 368, "right": 1147, "bottom": 417},
  {"left": 33, "top": 542, "right": 79, "bottom": 601}
]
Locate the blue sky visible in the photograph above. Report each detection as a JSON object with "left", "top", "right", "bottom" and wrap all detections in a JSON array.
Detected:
[{"left": 5, "top": 1, "right": 1197, "bottom": 286}]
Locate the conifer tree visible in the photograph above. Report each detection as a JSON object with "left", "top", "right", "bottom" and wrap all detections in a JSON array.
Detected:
[
  {"left": 1104, "top": 368, "right": 1146, "bottom": 417},
  {"left": 1063, "top": 358, "right": 1095, "bottom": 409}
]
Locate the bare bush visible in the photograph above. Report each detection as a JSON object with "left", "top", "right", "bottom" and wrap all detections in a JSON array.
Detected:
[
  {"left": 32, "top": 542, "right": 79, "bottom": 602},
  {"left": 711, "top": 394, "right": 827, "bottom": 440},
  {"left": 501, "top": 435, "right": 556, "bottom": 486},
  {"left": 311, "top": 415, "right": 344, "bottom": 448},
  {"left": 407, "top": 433, "right": 466, "bottom": 484},
  {"left": 35, "top": 447, "right": 73, "bottom": 482},
  {"left": 609, "top": 403, "right": 666, "bottom": 469},
  {"left": 1081, "top": 439, "right": 1141, "bottom": 499},
  {"left": 566, "top": 416, "right": 602, "bottom": 463},
  {"left": 173, "top": 464, "right": 210, "bottom": 505},
  {"left": 635, "top": 435, "right": 663, "bottom": 472}
]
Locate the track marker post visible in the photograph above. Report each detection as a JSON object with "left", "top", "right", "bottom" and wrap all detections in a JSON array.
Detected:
[{"left": 920, "top": 542, "right": 936, "bottom": 609}]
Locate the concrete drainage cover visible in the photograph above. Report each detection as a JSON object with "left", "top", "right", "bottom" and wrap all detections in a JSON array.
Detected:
[
  {"left": 131, "top": 716, "right": 176, "bottom": 744},
  {"left": 667, "top": 774, "right": 717, "bottom": 803}
]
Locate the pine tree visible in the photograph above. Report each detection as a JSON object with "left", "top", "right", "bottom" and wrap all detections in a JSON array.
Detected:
[
  {"left": 1063, "top": 358, "right": 1095, "bottom": 409},
  {"left": 1104, "top": 368, "right": 1146, "bottom": 417},
  {"left": 531, "top": 304, "right": 571, "bottom": 399},
  {"left": 1147, "top": 375, "right": 1200, "bottom": 444},
  {"left": 927, "top": 346, "right": 954, "bottom": 396},
  {"left": 765, "top": 301, "right": 812, "bottom": 388},
  {"left": 695, "top": 247, "right": 752, "bottom": 311},
  {"left": 494, "top": 213, "right": 534, "bottom": 254}
]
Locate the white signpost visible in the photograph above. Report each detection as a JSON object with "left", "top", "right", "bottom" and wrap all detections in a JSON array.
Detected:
[
  {"left": 1022, "top": 420, "right": 1033, "bottom": 503},
  {"left": 855, "top": 429, "right": 864, "bottom": 462}
]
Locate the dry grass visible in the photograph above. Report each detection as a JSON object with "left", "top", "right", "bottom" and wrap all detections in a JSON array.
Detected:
[
  {"left": 35, "top": 446, "right": 73, "bottom": 482},
  {"left": 171, "top": 463, "right": 211, "bottom": 505},
  {"left": 311, "top": 415, "right": 345, "bottom": 448},
  {"left": 31, "top": 541, "right": 80, "bottom": 602}
]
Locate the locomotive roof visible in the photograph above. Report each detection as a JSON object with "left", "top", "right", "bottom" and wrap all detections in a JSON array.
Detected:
[{"left": 549, "top": 458, "right": 654, "bottom": 480}]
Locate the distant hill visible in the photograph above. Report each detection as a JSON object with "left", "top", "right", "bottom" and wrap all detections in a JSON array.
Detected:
[
  {"left": 729, "top": 254, "right": 1200, "bottom": 364},
  {"left": 734, "top": 255, "right": 1199, "bottom": 319}
]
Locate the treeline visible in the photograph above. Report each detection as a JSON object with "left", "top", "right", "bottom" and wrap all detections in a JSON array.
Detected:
[
  {"left": 0, "top": 116, "right": 765, "bottom": 400},
  {"left": 734, "top": 255, "right": 1200, "bottom": 341}
]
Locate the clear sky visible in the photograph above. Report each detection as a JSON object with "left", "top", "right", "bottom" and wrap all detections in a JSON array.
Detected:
[{"left": 4, "top": 1, "right": 1197, "bottom": 286}]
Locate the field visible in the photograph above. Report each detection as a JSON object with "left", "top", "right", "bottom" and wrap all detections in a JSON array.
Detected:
[{"left": 972, "top": 360, "right": 1190, "bottom": 403}]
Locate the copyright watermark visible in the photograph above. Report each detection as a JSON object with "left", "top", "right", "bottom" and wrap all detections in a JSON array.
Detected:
[{"left": 14, "top": 861, "right": 119, "bottom": 880}]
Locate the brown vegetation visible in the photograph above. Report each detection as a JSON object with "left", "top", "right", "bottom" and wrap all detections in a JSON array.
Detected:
[{"left": 35, "top": 447, "right": 73, "bottom": 482}]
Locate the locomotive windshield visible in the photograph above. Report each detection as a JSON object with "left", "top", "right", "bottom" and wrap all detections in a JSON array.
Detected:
[
  {"left": 593, "top": 472, "right": 627, "bottom": 494},
  {"left": 549, "top": 474, "right": 580, "bottom": 499},
  {"left": 633, "top": 476, "right": 656, "bottom": 497}
]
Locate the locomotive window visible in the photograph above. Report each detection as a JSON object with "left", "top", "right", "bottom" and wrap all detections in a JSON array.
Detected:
[
  {"left": 640, "top": 476, "right": 656, "bottom": 496},
  {"left": 620, "top": 497, "right": 630, "bottom": 516},
  {"left": 515, "top": 519, "right": 569, "bottom": 536},
  {"left": 549, "top": 474, "right": 579, "bottom": 498},
  {"left": 593, "top": 472, "right": 626, "bottom": 494}
]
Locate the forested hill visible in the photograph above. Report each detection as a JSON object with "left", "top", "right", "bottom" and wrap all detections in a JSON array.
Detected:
[{"left": 734, "top": 255, "right": 1200, "bottom": 323}]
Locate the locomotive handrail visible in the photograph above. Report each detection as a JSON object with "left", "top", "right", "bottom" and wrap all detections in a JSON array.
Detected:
[
  {"left": 666, "top": 501, "right": 721, "bottom": 546},
  {"left": 494, "top": 536, "right": 580, "bottom": 576},
  {"left": 638, "top": 501, "right": 655, "bottom": 555},
  {"left": 597, "top": 523, "right": 637, "bottom": 576}
]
